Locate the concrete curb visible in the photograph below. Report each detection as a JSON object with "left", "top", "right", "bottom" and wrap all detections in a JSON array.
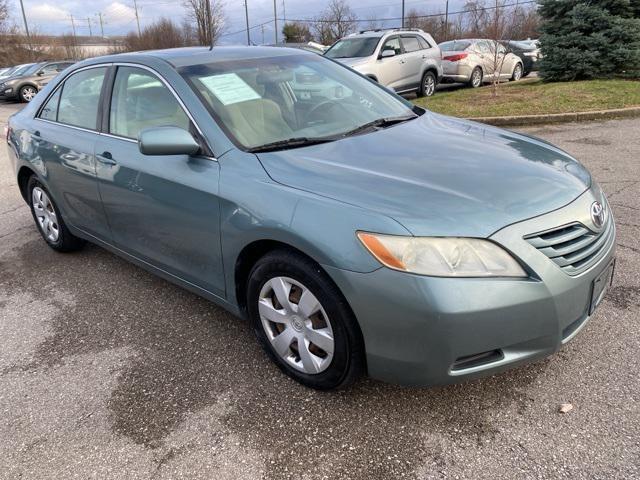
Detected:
[{"left": 468, "top": 106, "right": 640, "bottom": 127}]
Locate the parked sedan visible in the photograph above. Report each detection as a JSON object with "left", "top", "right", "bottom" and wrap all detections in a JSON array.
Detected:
[
  {"left": 502, "top": 40, "right": 541, "bottom": 76},
  {"left": 0, "top": 60, "right": 74, "bottom": 102},
  {"left": 439, "top": 39, "right": 524, "bottom": 87},
  {"left": 7, "top": 47, "right": 615, "bottom": 389}
]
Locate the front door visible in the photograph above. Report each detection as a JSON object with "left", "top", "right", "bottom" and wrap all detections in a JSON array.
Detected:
[{"left": 95, "top": 65, "right": 225, "bottom": 296}]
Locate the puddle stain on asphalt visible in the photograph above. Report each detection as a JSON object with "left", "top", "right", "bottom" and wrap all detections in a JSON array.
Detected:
[{"left": 0, "top": 236, "right": 553, "bottom": 478}]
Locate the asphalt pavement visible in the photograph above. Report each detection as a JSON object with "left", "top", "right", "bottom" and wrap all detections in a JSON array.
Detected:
[{"left": 0, "top": 100, "right": 638, "bottom": 479}]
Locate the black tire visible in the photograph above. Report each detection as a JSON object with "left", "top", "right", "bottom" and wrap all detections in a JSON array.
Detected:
[
  {"left": 510, "top": 63, "right": 523, "bottom": 82},
  {"left": 469, "top": 67, "right": 483, "bottom": 88},
  {"left": 246, "top": 249, "right": 365, "bottom": 390},
  {"left": 417, "top": 71, "right": 437, "bottom": 97},
  {"left": 19, "top": 85, "right": 37, "bottom": 103},
  {"left": 27, "top": 176, "right": 85, "bottom": 252}
]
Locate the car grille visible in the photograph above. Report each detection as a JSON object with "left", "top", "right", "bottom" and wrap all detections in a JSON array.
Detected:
[{"left": 524, "top": 217, "right": 615, "bottom": 276}]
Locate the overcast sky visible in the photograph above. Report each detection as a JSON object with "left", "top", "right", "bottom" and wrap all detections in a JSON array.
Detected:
[{"left": 12, "top": 0, "right": 461, "bottom": 44}]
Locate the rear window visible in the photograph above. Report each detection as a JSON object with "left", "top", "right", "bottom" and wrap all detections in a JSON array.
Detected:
[
  {"left": 439, "top": 41, "right": 472, "bottom": 51},
  {"left": 325, "top": 37, "right": 381, "bottom": 59}
]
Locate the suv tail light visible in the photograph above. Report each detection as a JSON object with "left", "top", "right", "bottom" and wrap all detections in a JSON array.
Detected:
[{"left": 443, "top": 53, "right": 468, "bottom": 62}]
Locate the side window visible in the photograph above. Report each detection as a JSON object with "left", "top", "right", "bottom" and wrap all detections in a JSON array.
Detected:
[
  {"left": 109, "top": 66, "right": 190, "bottom": 140},
  {"left": 57, "top": 67, "right": 107, "bottom": 130},
  {"left": 401, "top": 36, "right": 421, "bottom": 53},
  {"left": 381, "top": 37, "right": 402, "bottom": 56},
  {"left": 40, "top": 64, "right": 59, "bottom": 75},
  {"left": 39, "top": 88, "right": 61, "bottom": 121},
  {"left": 476, "top": 42, "right": 491, "bottom": 54}
]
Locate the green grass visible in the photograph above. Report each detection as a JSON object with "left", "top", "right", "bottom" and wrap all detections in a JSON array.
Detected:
[{"left": 413, "top": 78, "right": 640, "bottom": 118}]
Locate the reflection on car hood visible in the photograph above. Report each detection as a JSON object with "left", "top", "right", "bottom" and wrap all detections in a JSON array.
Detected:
[
  {"left": 256, "top": 112, "right": 591, "bottom": 237},
  {"left": 332, "top": 57, "right": 370, "bottom": 68}
]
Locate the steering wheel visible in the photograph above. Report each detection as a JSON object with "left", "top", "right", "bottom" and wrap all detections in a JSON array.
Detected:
[{"left": 305, "top": 100, "right": 350, "bottom": 125}]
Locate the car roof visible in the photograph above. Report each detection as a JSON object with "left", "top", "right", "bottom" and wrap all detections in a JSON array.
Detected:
[{"left": 89, "top": 46, "right": 316, "bottom": 69}]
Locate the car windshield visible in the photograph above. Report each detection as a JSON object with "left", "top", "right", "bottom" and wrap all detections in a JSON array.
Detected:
[
  {"left": 439, "top": 41, "right": 472, "bottom": 51},
  {"left": 325, "top": 37, "right": 381, "bottom": 58},
  {"left": 12, "top": 63, "right": 37, "bottom": 77},
  {"left": 180, "top": 53, "right": 416, "bottom": 151}
]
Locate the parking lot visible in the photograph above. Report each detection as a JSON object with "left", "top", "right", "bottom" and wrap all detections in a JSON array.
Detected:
[{"left": 1, "top": 99, "right": 638, "bottom": 478}]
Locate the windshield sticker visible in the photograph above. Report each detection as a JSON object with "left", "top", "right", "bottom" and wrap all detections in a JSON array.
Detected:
[{"left": 200, "top": 73, "right": 261, "bottom": 105}]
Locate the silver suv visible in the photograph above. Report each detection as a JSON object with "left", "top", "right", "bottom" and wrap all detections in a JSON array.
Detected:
[{"left": 325, "top": 28, "right": 443, "bottom": 97}]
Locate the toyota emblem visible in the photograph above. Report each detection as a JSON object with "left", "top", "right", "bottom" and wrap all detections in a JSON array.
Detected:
[{"left": 590, "top": 201, "right": 605, "bottom": 229}]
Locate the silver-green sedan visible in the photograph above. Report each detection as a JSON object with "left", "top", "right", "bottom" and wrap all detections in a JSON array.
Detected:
[{"left": 6, "top": 47, "right": 615, "bottom": 389}]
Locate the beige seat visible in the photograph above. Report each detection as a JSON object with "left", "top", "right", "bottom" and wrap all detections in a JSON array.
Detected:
[{"left": 219, "top": 98, "right": 293, "bottom": 147}]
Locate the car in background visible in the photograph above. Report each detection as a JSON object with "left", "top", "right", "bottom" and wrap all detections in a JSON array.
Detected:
[
  {"left": 325, "top": 28, "right": 442, "bottom": 97},
  {"left": 0, "top": 63, "right": 35, "bottom": 83},
  {"left": 439, "top": 39, "right": 523, "bottom": 87},
  {"left": 502, "top": 40, "right": 541, "bottom": 76},
  {"left": 0, "top": 60, "right": 75, "bottom": 102},
  {"left": 274, "top": 42, "right": 326, "bottom": 55}
]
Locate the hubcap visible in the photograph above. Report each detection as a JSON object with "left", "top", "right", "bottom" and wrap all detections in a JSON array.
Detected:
[
  {"left": 32, "top": 187, "right": 59, "bottom": 242},
  {"left": 258, "top": 276, "right": 335, "bottom": 374},
  {"left": 472, "top": 70, "right": 481, "bottom": 87},
  {"left": 514, "top": 65, "right": 522, "bottom": 80},
  {"left": 22, "top": 87, "right": 36, "bottom": 101},
  {"left": 424, "top": 76, "right": 435, "bottom": 96}
]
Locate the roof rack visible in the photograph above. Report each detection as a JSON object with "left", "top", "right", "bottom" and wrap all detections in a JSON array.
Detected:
[{"left": 356, "top": 27, "right": 425, "bottom": 35}]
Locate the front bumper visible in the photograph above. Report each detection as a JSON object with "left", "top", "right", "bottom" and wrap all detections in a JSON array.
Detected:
[
  {"left": 325, "top": 188, "right": 616, "bottom": 386},
  {"left": 0, "top": 87, "right": 17, "bottom": 100}
]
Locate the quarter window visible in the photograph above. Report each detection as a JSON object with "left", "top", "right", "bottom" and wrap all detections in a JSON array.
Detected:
[
  {"left": 39, "top": 88, "right": 61, "bottom": 121},
  {"left": 417, "top": 36, "right": 432, "bottom": 49},
  {"left": 109, "top": 67, "right": 190, "bottom": 139},
  {"left": 57, "top": 67, "right": 107, "bottom": 130}
]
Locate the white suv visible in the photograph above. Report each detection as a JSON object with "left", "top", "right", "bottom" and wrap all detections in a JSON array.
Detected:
[{"left": 324, "top": 28, "right": 443, "bottom": 97}]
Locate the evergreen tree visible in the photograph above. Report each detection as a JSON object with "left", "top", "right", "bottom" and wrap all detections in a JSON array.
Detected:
[{"left": 538, "top": 0, "right": 640, "bottom": 80}]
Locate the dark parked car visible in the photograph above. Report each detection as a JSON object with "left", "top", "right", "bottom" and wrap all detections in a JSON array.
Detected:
[
  {"left": 0, "top": 61, "right": 74, "bottom": 102},
  {"left": 502, "top": 40, "right": 540, "bottom": 76}
]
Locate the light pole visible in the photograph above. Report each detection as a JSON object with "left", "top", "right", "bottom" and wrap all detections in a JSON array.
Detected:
[
  {"left": 18, "top": 0, "right": 34, "bottom": 57},
  {"left": 273, "top": 0, "right": 278, "bottom": 44},
  {"left": 401, "top": 0, "right": 405, "bottom": 28},
  {"left": 244, "top": 0, "right": 250, "bottom": 45}
]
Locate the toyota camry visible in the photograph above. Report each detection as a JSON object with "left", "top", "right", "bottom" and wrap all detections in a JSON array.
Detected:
[{"left": 6, "top": 47, "right": 615, "bottom": 389}]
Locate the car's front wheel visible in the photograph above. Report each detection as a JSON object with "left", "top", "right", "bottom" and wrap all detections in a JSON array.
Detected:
[
  {"left": 19, "top": 85, "right": 37, "bottom": 103},
  {"left": 27, "top": 176, "right": 85, "bottom": 252},
  {"left": 418, "top": 71, "right": 437, "bottom": 97},
  {"left": 246, "top": 250, "right": 364, "bottom": 390}
]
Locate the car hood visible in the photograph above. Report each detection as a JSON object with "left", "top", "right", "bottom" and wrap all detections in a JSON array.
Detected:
[
  {"left": 256, "top": 112, "right": 591, "bottom": 237},
  {"left": 332, "top": 57, "right": 370, "bottom": 68}
]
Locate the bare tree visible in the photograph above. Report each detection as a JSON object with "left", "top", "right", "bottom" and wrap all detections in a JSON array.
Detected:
[
  {"left": 123, "top": 18, "right": 188, "bottom": 52},
  {"left": 312, "top": 0, "right": 356, "bottom": 45},
  {"left": 183, "top": 0, "right": 226, "bottom": 46}
]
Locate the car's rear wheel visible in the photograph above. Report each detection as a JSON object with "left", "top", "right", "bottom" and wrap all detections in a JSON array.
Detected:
[
  {"left": 246, "top": 250, "right": 364, "bottom": 390},
  {"left": 27, "top": 176, "right": 85, "bottom": 252},
  {"left": 510, "top": 63, "right": 523, "bottom": 81},
  {"left": 469, "top": 67, "right": 483, "bottom": 88},
  {"left": 19, "top": 85, "right": 37, "bottom": 103},
  {"left": 418, "top": 71, "right": 437, "bottom": 97}
]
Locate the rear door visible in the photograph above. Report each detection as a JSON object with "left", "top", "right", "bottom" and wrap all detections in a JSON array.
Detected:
[
  {"left": 399, "top": 35, "right": 424, "bottom": 89},
  {"left": 32, "top": 65, "right": 111, "bottom": 240},
  {"left": 94, "top": 65, "right": 225, "bottom": 296}
]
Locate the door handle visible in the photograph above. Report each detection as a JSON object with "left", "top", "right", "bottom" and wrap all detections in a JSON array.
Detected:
[{"left": 96, "top": 151, "right": 117, "bottom": 166}]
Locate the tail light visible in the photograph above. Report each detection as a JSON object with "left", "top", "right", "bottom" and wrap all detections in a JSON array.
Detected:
[
  {"left": 4, "top": 125, "right": 9, "bottom": 142},
  {"left": 443, "top": 53, "right": 468, "bottom": 62}
]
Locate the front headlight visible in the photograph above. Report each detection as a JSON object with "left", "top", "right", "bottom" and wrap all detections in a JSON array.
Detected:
[{"left": 357, "top": 232, "right": 527, "bottom": 277}]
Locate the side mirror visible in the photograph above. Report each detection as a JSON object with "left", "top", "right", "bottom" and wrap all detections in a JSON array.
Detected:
[
  {"left": 37, "top": 71, "right": 45, "bottom": 76},
  {"left": 138, "top": 126, "right": 200, "bottom": 156},
  {"left": 380, "top": 49, "right": 396, "bottom": 59}
]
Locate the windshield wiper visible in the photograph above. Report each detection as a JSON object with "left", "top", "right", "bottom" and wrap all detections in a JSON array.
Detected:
[
  {"left": 340, "top": 114, "right": 417, "bottom": 138},
  {"left": 247, "top": 136, "right": 335, "bottom": 153}
]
